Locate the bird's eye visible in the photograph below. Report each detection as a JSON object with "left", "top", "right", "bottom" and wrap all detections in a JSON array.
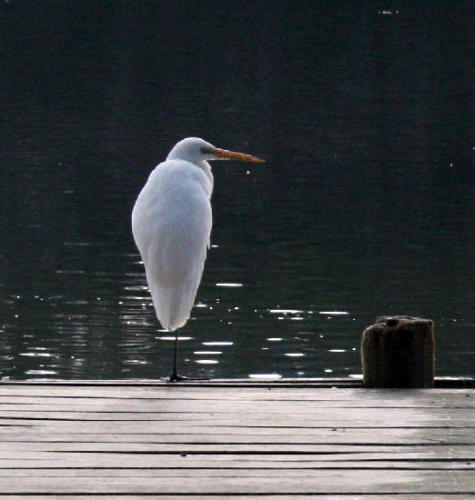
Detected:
[{"left": 200, "top": 146, "right": 213, "bottom": 155}]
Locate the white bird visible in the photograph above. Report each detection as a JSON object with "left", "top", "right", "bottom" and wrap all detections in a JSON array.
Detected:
[{"left": 132, "top": 137, "right": 264, "bottom": 381}]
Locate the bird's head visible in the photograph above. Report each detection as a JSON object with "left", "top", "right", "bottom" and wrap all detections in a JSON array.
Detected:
[{"left": 166, "top": 137, "right": 265, "bottom": 165}]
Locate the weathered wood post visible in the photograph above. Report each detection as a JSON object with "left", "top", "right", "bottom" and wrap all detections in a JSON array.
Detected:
[{"left": 361, "top": 316, "right": 435, "bottom": 388}]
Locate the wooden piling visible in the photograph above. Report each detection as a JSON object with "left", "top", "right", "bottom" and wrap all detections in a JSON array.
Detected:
[{"left": 361, "top": 316, "right": 435, "bottom": 388}]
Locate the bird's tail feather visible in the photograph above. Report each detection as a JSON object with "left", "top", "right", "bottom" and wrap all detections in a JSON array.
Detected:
[{"left": 150, "top": 281, "right": 198, "bottom": 332}]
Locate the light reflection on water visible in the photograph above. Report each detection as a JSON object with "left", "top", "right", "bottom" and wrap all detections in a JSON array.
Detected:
[{"left": 1, "top": 264, "right": 472, "bottom": 379}]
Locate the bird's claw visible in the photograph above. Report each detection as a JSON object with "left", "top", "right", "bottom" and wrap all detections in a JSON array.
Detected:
[{"left": 167, "top": 374, "right": 209, "bottom": 383}]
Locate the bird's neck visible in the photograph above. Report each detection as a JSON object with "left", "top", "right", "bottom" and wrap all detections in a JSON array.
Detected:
[
  {"left": 195, "top": 160, "right": 214, "bottom": 193},
  {"left": 165, "top": 151, "right": 214, "bottom": 196}
]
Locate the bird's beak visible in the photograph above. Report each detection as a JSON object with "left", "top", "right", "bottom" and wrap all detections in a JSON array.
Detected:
[{"left": 205, "top": 147, "right": 265, "bottom": 163}]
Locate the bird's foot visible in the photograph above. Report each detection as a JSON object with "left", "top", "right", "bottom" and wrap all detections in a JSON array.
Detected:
[{"left": 167, "top": 373, "right": 209, "bottom": 383}]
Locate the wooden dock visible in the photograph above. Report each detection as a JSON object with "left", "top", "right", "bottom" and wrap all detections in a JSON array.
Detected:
[{"left": 0, "top": 379, "right": 473, "bottom": 497}]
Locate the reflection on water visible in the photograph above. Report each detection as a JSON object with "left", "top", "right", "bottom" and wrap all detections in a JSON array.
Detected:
[
  {"left": 249, "top": 373, "right": 283, "bottom": 381},
  {"left": 1, "top": 3, "right": 473, "bottom": 379}
]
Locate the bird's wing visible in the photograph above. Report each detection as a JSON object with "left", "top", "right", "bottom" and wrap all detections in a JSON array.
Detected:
[{"left": 132, "top": 161, "right": 212, "bottom": 331}]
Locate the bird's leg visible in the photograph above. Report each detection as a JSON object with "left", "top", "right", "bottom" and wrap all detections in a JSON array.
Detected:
[
  {"left": 168, "top": 330, "right": 195, "bottom": 381},
  {"left": 168, "top": 330, "right": 181, "bottom": 382},
  {"left": 167, "top": 329, "right": 210, "bottom": 382}
]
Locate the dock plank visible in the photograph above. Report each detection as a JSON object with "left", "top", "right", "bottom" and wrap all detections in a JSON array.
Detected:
[
  {"left": 1, "top": 441, "right": 474, "bottom": 457},
  {"left": 1, "top": 427, "right": 474, "bottom": 444},
  {"left": 0, "top": 381, "right": 472, "bottom": 497},
  {"left": 1, "top": 496, "right": 472, "bottom": 500},
  {"left": 0, "top": 472, "right": 473, "bottom": 494}
]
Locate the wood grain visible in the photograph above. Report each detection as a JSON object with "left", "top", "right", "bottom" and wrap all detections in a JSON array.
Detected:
[{"left": 0, "top": 380, "right": 472, "bottom": 496}]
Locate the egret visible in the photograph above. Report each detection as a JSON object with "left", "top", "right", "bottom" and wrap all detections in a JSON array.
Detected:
[{"left": 131, "top": 137, "right": 264, "bottom": 381}]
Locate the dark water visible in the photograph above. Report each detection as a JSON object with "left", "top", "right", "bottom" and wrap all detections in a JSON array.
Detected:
[{"left": 1, "top": 2, "right": 473, "bottom": 380}]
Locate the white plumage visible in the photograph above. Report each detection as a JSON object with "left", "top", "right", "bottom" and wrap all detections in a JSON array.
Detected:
[{"left": 131, "top": 137, "right": 264, "bottom": 380}]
